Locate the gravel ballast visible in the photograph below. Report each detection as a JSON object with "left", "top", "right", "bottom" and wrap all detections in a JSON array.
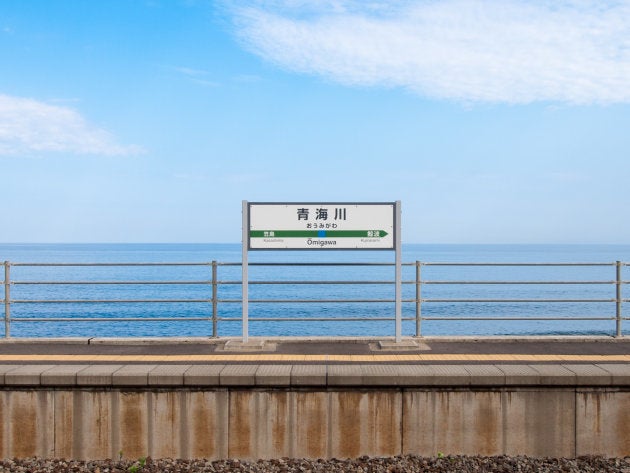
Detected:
[{"left": 2, "top": 455, "right": 630, "bottom": 472}]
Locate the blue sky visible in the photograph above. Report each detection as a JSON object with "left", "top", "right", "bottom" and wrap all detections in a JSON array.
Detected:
[{"left": 1, "top": 0, "right": 629, "bottom": 244}]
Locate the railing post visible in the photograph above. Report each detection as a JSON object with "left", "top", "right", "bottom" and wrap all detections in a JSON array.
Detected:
[
  {"left": 212, "top": 260, "right": 218, "bottom": 338},
  {"left": 415, "top": 261, "right": 422, "bottom": 337},
  {"left": 4, "top": 261, "right": 10, "bottom": 338},
  {"left": 616, "top": 261, "right": 622, "bottom": 338}
]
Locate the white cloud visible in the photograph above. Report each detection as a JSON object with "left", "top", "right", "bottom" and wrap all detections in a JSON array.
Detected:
[
  {"left": 0, "top": 94, "right": 143, "bottom": 156},
  {"left": 231, "top": 0, "right": 630, "bottom": 104}
]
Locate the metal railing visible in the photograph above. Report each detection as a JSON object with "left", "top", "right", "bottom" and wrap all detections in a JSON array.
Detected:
[{"left": 1, "top": 260, "right": 628, "bottom": 338}]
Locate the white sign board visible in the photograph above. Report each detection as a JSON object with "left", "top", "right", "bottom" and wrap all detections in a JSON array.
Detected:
[{"left": 248, "top": 202, "right": 396, "bottom": 250}]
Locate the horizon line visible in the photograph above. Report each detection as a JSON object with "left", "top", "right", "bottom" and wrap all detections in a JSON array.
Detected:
[{"left": 1, "top": 242, "right": 629, "bottom": 246}]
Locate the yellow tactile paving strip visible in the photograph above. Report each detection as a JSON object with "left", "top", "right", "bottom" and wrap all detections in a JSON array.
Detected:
[{"left": 0, "top": 353, "right": 629, "bottom": 363}]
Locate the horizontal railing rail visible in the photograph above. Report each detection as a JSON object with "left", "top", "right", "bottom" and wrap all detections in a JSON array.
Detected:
[{"left": 2, "top": 260, "right": 628, "bottom": 338}]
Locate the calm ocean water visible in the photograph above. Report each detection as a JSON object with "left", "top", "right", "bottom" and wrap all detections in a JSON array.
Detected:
[{"left": 1, "top": 243, "right": 629, "bottom": 338}]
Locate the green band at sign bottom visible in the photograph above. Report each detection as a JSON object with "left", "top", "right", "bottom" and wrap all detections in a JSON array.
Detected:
[{"left": 250, "top": 230, "right": 389, "bottom": 238}]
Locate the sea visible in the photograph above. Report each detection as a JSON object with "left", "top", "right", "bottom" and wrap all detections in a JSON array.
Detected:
[{"left": 1, "top": 243, "right": 629, "bottom": 338}]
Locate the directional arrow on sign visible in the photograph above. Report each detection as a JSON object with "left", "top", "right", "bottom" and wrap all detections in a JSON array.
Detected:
[{"left": 250, "top": 230, "right": 389, "bottom": 238}]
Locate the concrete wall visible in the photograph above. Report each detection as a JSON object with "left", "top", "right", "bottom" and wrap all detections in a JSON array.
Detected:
[{"left": 1, "top": 363, "right": 630, "bottom": 460}]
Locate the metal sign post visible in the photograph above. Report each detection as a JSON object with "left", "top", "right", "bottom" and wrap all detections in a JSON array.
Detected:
[
  {"left": 242, "top": 201, "right": 402, "bottom": 343},
  {"left": 395, "top": 200, "right": 402, "bottom": 343},
  {"left": 242, "top": 201, "right": 249, "bottom": 343}
]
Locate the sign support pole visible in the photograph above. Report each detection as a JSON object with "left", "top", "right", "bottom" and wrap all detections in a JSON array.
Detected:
[
  {"left": 242, "top": 200, "right": 249, "bottom": 343},
  {"left": 395, "top": 200, "right": 402, "bottom": 343}
]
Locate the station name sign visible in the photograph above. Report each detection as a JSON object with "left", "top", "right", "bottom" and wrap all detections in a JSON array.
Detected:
[{"left": 248, "top": 202, "right": 396, "bottom": 250}]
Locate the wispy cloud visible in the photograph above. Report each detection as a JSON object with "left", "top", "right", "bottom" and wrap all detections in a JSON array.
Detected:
[
  {"left": 169, "top": 65, "right": 221, "bottom": 87},
  {"left": 0, "top": 94, "right": 143, "bottom": 156},
  {"left": 172, "top": 66, "right": 211, "bottom": 78},
  {"left": 230, "top": 0, "right": 630, "bottom": 104}
]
